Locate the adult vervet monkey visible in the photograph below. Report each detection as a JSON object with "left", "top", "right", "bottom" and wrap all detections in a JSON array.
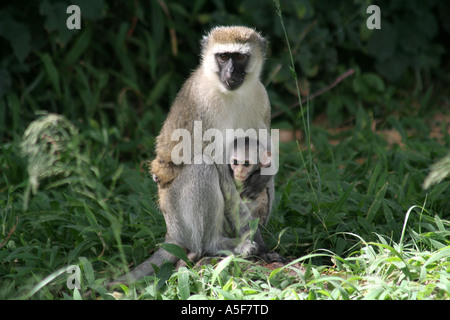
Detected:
[{"left": 116, "top": 26, "right": 281, "bottom": 284}]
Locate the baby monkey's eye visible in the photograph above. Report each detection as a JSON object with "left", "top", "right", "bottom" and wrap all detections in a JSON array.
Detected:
[
  {"left": 233, "top": 159, "right": 238, "bottom": 165},
  {"left": 244, "top": 161, "right": 250, "bottom": 167}
]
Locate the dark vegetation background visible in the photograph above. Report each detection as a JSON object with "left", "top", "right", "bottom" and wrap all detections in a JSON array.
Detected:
[
  {"left": 1, "top": 0, "right": 449, "bottom": 140},
  {"left": 0, "top": 0, "right": 449, "bottom": 299}
]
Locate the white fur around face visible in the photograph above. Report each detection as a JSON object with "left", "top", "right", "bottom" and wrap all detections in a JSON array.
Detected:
[
  {"left": 210, "top": 43, "right": 253, "bottom": 55},
  {"left": 196, "top": 31, "right": 269, "bottom": 145},
  {"left": 201, "top": 42, "right": 263, "bottom": 83}
]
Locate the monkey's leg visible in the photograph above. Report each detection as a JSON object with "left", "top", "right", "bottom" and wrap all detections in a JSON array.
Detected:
[
  {"left": 112, "top": 159, "right": 276, "bottom": 286},
  {"left": 165, "top": 156, "right": 227, "bottom": 254},
  {"left": 111, "top": 174, "right": 195, "bottom": 285},
  {"left": 112, "top": 159, "right": 230, "bottom": 285},
  {"left": 168, "top": 155, "right": 260, "bottom": 257}
]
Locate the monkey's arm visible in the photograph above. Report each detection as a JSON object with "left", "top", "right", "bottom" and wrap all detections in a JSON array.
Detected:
[
  {"left": 150, "top": 80, "right": 199, "bottom": 187},
  {"left": 150, "top": 158, "right": 183, "bottom": 188},
  {"left": 240, "top": 170, "right": 273, "bottom": 199}
]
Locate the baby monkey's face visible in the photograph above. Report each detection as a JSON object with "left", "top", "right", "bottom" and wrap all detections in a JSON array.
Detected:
[{"left": 230, "top": 158, "right": 255, "bottom": 181}]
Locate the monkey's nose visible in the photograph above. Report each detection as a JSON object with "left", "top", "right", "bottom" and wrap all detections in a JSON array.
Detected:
[
  {"left": 222, "top": 72, "right": 245, "bottom": 90},
  {"left": 227, "top": 73, "right": 244, "bottom": 84}
]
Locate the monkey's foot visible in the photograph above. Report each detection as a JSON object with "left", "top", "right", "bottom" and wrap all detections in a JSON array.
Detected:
[
  {"left": 235, "top": 240, "right": 260, "bottom": 257},
  {"left": 175, "top": 252, "right": 199, "bottom": 269},
  {"left": 259, "top": 251, "right": 288, "bottom": 263}
]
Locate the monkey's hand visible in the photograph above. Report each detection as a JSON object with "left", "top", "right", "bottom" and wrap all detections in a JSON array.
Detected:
[
  {"left": 240, "top": 171, "right": 272, "bottom": 199},
  {"left": 150, "top": 158, "right": 182, "bottom": 188}
]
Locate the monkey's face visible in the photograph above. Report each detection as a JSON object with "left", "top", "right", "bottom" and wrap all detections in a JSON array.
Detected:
[
  {"left": 230, "top": 158, "right": 254, "bottom": 181},
  {"left": 215, "top": 52, "right": 249, "bottom": 91}
]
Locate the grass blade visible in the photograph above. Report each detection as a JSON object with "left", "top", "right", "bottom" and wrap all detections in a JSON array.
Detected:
[
  {"left": 210, "top": 255, "right": 234, "bottom": 287},
  {"left": 366, "top": 181, "right": 388, "bottom": 223},
  {"left": 177, "top": 267, "right": 190, "bottom": 300},
  {"left": 39, "top": 53, "right": 61, "bottom": 96}
]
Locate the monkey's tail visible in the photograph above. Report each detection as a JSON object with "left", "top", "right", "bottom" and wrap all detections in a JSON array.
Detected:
[{"left": 108, "top": 247, "right": 179, "bottom": 288}]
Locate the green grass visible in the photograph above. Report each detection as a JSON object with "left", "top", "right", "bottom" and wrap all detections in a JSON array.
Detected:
[
  {"left": 1, "top": 1, "right": 449, "bottom": 301},
  {"left": 0, "top": 104, "right": 449, "bottom": 300}
]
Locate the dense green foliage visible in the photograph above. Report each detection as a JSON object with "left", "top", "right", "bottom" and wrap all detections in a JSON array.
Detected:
[
  {"left": 1, "top": 0, "right": 449, "bottom": 135},
  {"left": 0, "top": 0, "right": 449, "bottom": 300}
]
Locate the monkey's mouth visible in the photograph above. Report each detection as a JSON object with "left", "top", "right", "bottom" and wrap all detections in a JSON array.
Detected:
[
  {"left": 223, "top": 79, "right": 243, "bottom": 90},
  {"left": 234, "top": 175, "right": 247, "bottom": 181},
  {"left": 222, "top": 72, "right": 245, "bottom": 91}
]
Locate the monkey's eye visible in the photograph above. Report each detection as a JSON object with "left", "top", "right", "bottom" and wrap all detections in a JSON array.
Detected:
[
  {"left": 244, "top": 161, "right": 250, "bottom": 167},
  {"left": 233, "top": 159, "right": 238, "bottom": 165},
  {"left": 235, "top": 53, "right": 246, "bottom": 61},
  {"left": 219, "top": 53, "right": 230, "bottom": 61}
]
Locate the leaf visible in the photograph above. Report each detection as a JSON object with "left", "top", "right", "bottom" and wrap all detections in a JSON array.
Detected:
[
  {"left": 144, "top": 32, "right": 157, "bottom": 80},
  {"left": 39, "top": 53, "right": 61, "bottom": 96},
  {"left": 6, "top": 93, "right": 20, "bottom": 133},
  {"left": 79, "top": 256, "right": 95, "bottom": 285},
  {"left": 367, "top": 21, "right": 397, "bottom": 61},
  {"left": 0, "top": 18, "right": 31, "bottom": 63},
  {"left": 424, "top": 246, "right": 450, "bottom": 268},
  {"left": 177, "top": 267, "right": 190, "bottom": 300},
  {"left": 368, "top": 242, "right": 412, "bottom": 280},
  {"left": 112, "top": 22, "right": 137, "bottom": 82},
  {"left": 288, "top": 66, "right": 297, "bottom": 79},
  {"left": 434, "top": 215, "right": 446, "bottom": 233},
  {"left": 212, "top": 287, "right": 236, "bottom": 300},
  {"left": 155, "top": 261, "right": 174, "bottom": 290},
  {"left": 119, "top": 284, "right": 130, "bottom": 296},
  {"left": 211, "top": 255, "right": 234, "bottom": 287},
  {"left": 160, "top": 243, "right": 190, "bottom": 265},
  {"left": 84, "top": 203, "right": 98, "bottom": 226},
  {"left": 64, "top": 28, "right": 93, "bottom": 65},
  {"left": 21, "top": 266, "right": 71, "bottom": 299},
  {"left": 75, "top": 0, "right": 105, "bottom": 20},
  {"left": 332, "top": 182, "right": 355, "bottom": 213},
  {"left": 366, "top": 181, "right": 388, "bottom": 223},
  {"left": 147, "top": 72, "right": 172, "bottom": 105},
  {"left": 39, "top": 0, "right": 76, "bottom": 44},
  {"left": 362, "top": 73, "right": 385, "bottom": 92},
  {"left": 73, "top": 288, "right": 82, "bottom": 300}
]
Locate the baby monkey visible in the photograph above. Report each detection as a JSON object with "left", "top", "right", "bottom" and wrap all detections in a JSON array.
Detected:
[{"left": 228, "top": 137, "right": 274, "bottom": 226}]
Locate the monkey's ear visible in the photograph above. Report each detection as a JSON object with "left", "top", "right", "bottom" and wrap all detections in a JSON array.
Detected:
[
  {"left": 200, "top": 35, "right": 209, "bottom": 52},
  {"left": 260, "top": 37, "right": 268, "bottom": 55},
  {"left": 259, "top": 151, "right": 271, "bottom": 168}
]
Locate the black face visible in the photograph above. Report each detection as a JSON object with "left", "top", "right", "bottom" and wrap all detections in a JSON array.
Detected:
[{"left": 215, "top": 52, "right": 249, "bottom": 90}]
